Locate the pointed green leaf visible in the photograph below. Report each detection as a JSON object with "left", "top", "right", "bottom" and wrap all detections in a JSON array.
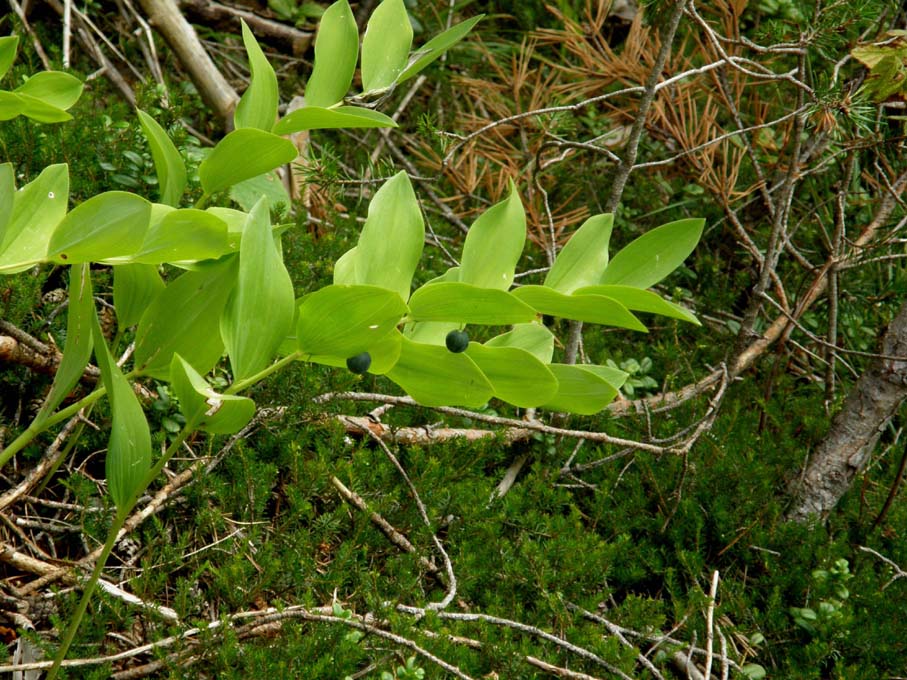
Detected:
[
  {"left": 307, "top": 328, "right": 402, "bottom": 375},
  {"left": 229, "top": 170, "right": 290, "bottom": 214},
  {"left": 542, "top": 364, "right": 622, "bottom": 415},
  {"left": 574, "top": 285, "right": 699, "bottom": 324},
  {"left": 235, "top": 20, "right": 279, "bottom": 131},
  {"left": 333, "top": 246, "right": 358, "bottom": 285},
  {"left": 362, "top": 0, "right": 413, "bottom": 92},
  {"left": 396, "top": 15, "right": 484, "bottom": 84},
  {"left": 511, "top": 285, "right": 647, "bottom": 331},
  {"left": 297, "top": 284, "right": 406, "bottom": 357},
  {"left": 114, "top": 264, "right": 165, "bottom": 328},
  {"left": 35, "top": 264, "right": 94, "bottom": 422},
  {"left": 544, "top": 213, "right": 613, "bottom": 293},
  {"left": 47, "top": 191, "right": 151, "bottom": 263},
  {"left": 137, "top": 109, "right": 187, "bottom": 207},
  {"left": 0, "top": 164, "right": 69, "bottom": 273},
  {"left": 199, "top": 128, "right": 297, "bottom": 195},
  {"left": 601, "top": 218, "right": 704, "bottom": 288},
  {"left": 404, "top": 320, "right": 459, "bottom": 346},
  {"left": 460, "top": 184, "right": 525, "bottom": 290},
  {"left": 170, "top": 355, "right": 255, "bottom": 434},
  {"left": 485, "top": 323, "right": 554, "bottom": 363},
  {"left": 16, "top": 93, "right": 71, "bottom": 123},
  {"left": 354, "top": 172, "right": 423, "bottom": 300},
  {"left": 134, "top": 256, "right": 238, "bottom": 378},
  {"left": 305, "top": 0, "right": 358, "bottom": 107},
  {"left": 273, "top": 104, "right": 397, "bottom": 135},
  {"left": 0, "top": 36, "right": 19, "bottom": 80},
  {"left": 581, "top": 363, "right": 629, "bottom": 391},
  {"left": 465, "top": 342, "right": 557, "bottom": 407},
  {"left": 0, "top": 91, "right": 24, "bottom": 121},
  {"left": 14, "top": 71, "right": 83, "bottom": 110},
  {"left": 92, "top": 315, "right": 151, "bottom": 510},
  {"left": 386, "top": 336, "right": 493, "bottom": 407},
  {"left": 221, "top": 198, "right": 295, "bottom": 381},
  {"left": 132, "top": 208, "right": 229, "bottom": 264},
  {"left": 0, "top": 163, "right": 13, "bottom": 238},
  {"left": 409, "top": 282, "right": 537, "bottom": 324}
]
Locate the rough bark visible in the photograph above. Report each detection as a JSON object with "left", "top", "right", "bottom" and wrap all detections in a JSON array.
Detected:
[
  {"left": 179, "top": 0, "right": 312, "bottom": 55},
  {"left": 786, "top": 300, "right": 907, "bottom": 523},
  {"left": 137, "top": 0, "right": 239, "bottom": 125}
]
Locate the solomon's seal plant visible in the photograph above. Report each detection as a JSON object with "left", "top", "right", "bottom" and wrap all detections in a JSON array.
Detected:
[{"left": 0, "top": 1, "right": 702, "bottom": 674}]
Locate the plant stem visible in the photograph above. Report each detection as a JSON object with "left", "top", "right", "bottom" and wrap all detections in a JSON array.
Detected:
[
  {"left": 226, "top": 351, "right": 303, "bottom": 395},
  {"left": 194, "top": 192, "right": 211, "bottom": 209}
]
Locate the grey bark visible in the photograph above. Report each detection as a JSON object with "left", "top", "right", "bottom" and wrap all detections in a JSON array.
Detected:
[{"left": 786, "top": 300, "right": 907, "bottom": 523}]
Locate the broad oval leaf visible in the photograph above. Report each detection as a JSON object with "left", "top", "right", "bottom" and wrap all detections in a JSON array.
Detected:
[
  {"left": 544, "top": 213, "right": 613, "bottom": 294},
  {"left": 460, "top": 184, "right": 525, "bottom": 290},
  {"left": 47, "top": 191, "right": 151, "bottom": 263},
  {"left": 0, "top": 163, "right": 13, "bottom": 238},
  {"left": 361, "top": 0, "right": 413, "bottom": 92},
  {"left": 114, "top": 263, "right": 165, "bottom": 328},
  {"left": 229, "top": 170, "right": 290, "bottom": 214},
  {"left": 199, "top": 128, "right": 297, "bottom": 195},
  {"left": 305, "top": 0, "right": 358, "bottom": 107},
  {"left": 273, "top": 105, "right": 397, "bottom": 135},
  {"left": 333, "top": 246, "right": 358, "bottom": 285},
  {"left": 404, "top": 320, "right": 459, "bottom": 346},
  {"left": 573, "top": 285, "right": 700, "bottom": 325},
  {"left": 0, "top": 164, "right": 69, "bottom": 273},
  {"left": 92, "top": 316, "right": 151, "bottom": 511},
  {"left": 297, "top": 284, "right": 407, "bottom": 357},
  {"left": 600, "top": 218, "right": 705, "bottom": 288},
  {"left": 354, "top": 172, "right": 424, "bottom": 301},
  {"left": 170, "top": 355, "right": 255, "bottom": 434},
  {"left": 465, "top": 342, "right": 557, "bottom": 407},
  {"left": 14, "top": 71, "right": 83, "bottom": 110},
  {"left": 137, "top": 109, "right": 187, "bottom": 207},
  {"left": 0, "top": 35, "right": 19, "bottom": 80},
  {"left": 511, "top": 285, "right": 647, "bottom": 332},
  {"left": 485, "top": 322, "right": 555, "bottom": 363},
  {"left": 542, "top": 364, "right": 622, "bottom": 415},
  {"left": 386, "top": 336, "right": 493, "bottom": 407},
  {"left": 132, "top": 208, "right": 229, "bottom": 264},
  {"left": 16, "top": 92, "right": 71, "bottom": 123},
  {"left": 35, "top": 264, "right": 95, "bottom": 423},
  {"left": 234, "top": 20, "right": 278, "bottom": 131},
  {"left": 221, "top": 198, "right": 295, "bottom": 381},
  {"left": 396, "top": 15, "right": 484, "bottom": 84},
  {"left": 0, "top": 91, "right": 24, "bottom": 121},
  {"left": 307, "top": 328, "right": 402, "bottom": 375},
  {"left": 134, "top": 256, "right": 238, "bottom": 378},
  {"left": 408, "top": 282, "right": 537, "bottom": 324}
]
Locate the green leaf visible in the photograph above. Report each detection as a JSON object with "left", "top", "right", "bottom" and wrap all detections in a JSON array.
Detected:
[
  {"left": 169, "top": 355, "right": 255, "bottom": 434},
  {"left": 35, "top": 264, "right": 95, "bottom": 422},
  {"left": 511, "top": 285, "right": 647, "bottom": 331},
  {"left": 353, "top": 172, "right": 423, "bottom": 300},
  {"left": 404, "top": 320, "right": 459, "bottom": 346},
  {"left": 0, "top": 163, "right": 13, "bottom": 238},
  {"left": 542, "top": 364, "right": 622, "bottom": 415},
  {"left": 386, "top": 336, "right": 493, "bottom": 407},
  {"left": 459, "top": 184, "right": 525, "bottom": 290},
  {"left": 305, "top": 0, "right": 358, "bottom": 107},
  {"left": 134, "top": 256, "right": 238, "bottom": 378},
  {"left": 574, "top": 285, "right": 699, "bottom": 324},
  {"left": 396, "top": 15, "right": 483, "bottom": 84},
  {"left": 132, "top": 208, "right": 229, "bottom": 264},
  {"left": 544, "top": 213, "right": 613, "bottom": 293},
  {"left": 0, "top": 35, "right": 19, "bottom": 80},
  {"left": 16, "top": 93, "right": 72, "bottom": 123},
  {"left": 229, "top": 170, "right": 290, "bottom": 214},
  {"left": 601, "top": 218, "right": 704, "bottom": 288},
  {"left": 14, "top": 71, "right": 83, "bottom": 110},
  {"left": 137, "top": 109, "right": 187, "bottom": 207},
  {"left": 297, "top": 284, "right": 406, "bottom": 357},
  {"left": 47, "top": 191, "right": 151, "bottom": 263},
  {"left": 307, "top": 328, "right": 402, "bottom": 374},
  {"left": 465, "top": 342, "right": 557, "bottom": 407},
  {"left": 485, "top": 322, "right": 554, "bottom": 363},
  {"left": 113, "top": 264, "right": 165, "bottom": 327},
  {"left": 273, "top": 105, "right": 397, "bottom": 135},
  {"left": 333, "top": 246, "right": 358, "bottom": 285},
  {"left": 235, "top": 20, "right": 279, "bottom": 131},
  {"left": 361, "top": 0, "right": 413, "bottom": 92},
  {"left": 0, "top": 91, "right": 24, "bottom": 121},
  {"left": 221, "top": 198, "right": 295, "bottom": 381},
  {"left": 740, "top": 664, "right": 767, "bottom": 680},
  {"left": 0, "top": 164, "right": 69, "bottom": 273},
  {"left": 408, "top": 282, "right": 537, "bottom": 324},
  {"left": 92, "top": 314, "right": 151, "bottom": 511},
  {"left": 199, "top": 128, "right": 297, "bottom": 195}
]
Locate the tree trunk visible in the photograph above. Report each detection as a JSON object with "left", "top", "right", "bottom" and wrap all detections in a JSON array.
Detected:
[{"left": 786, "top": 300, "right": 907, "bottom": 523}]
